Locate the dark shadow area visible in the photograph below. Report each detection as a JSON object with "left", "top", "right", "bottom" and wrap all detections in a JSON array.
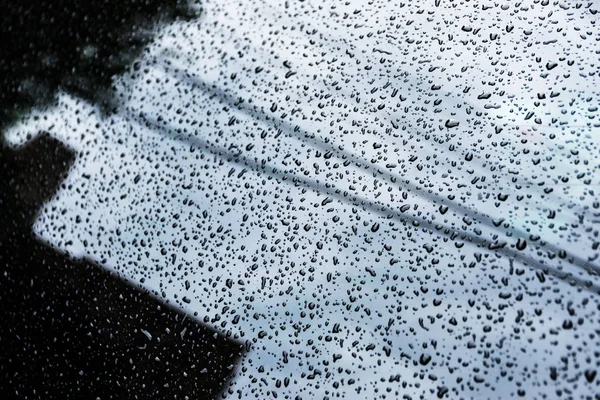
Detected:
[
  {"left": 1, "top": 1, "right": 244, "bottom": 398},
  {"left": 0, "top": 0, "right": 200, "bottom": 129},
  {"left": 0, "top": 134, "right": 244, "bottom": 399}
]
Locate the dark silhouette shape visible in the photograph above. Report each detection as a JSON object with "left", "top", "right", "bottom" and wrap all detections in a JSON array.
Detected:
[
  {"left": 0, "top": 134, "right": 244, "bottom": 399},
  {"left": 0, "top": 0, "right": 201, "bottom": 129}
]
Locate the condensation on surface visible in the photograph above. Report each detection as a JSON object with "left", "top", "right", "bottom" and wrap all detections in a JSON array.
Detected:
[{"left": 4, "top": 0, "right": 600, "bottom": 398}]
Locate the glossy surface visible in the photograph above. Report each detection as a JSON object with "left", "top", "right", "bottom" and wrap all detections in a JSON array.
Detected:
[{"left": 3, "top": 0, "right": 600, "bottom": 398}]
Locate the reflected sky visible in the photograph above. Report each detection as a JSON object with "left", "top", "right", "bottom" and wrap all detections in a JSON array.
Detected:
[{"left": 4, "top": 0, "right": 600, "bottom": 398}]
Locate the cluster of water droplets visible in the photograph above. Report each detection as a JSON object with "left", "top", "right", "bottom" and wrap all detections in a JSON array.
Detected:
[{"left": 4, "top": 0, "right": 599, "bottom": 398}]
